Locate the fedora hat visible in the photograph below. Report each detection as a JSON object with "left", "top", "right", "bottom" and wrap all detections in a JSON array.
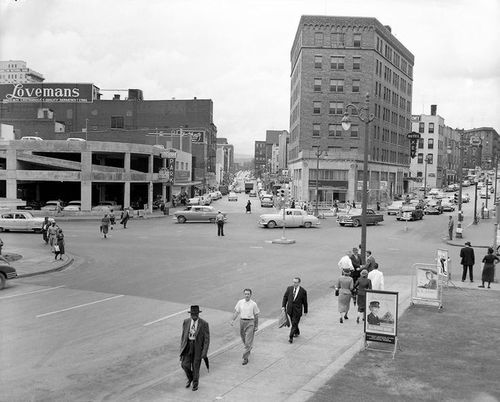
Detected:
[
  {"left": 188, "top": 305, "right": 201, "bottom": 314},
  {"left": 369, "top": 301, "right": 380, "bottom": 308},
  {"left": 465, "top": 241, "right": 471, "bottom": 246}
]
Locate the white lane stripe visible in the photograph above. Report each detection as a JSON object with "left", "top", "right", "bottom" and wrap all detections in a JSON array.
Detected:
[
  {"left": 0, "top": 285, "right": 65, "bottom": 300},
  {"left": 143, "top": 309, "right": 187, "bottom": 327},
  {"left": 36, "top": 294, "right": 124, "bottom": 318}
]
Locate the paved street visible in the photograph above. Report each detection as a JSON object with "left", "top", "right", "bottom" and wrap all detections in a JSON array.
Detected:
[{"left": 0, "top": 194, "right": 488, "bottom": 401}]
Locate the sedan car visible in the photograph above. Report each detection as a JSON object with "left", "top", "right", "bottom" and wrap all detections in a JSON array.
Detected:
[
  {"left": 441, "top": 199, "right": 456, "bottom": 212},
  {"left": 0, "top": 211, "right": 53, "bottom": 232},
  {"left": 396, "top": 206, "right": 424, "bottom": 221},
  {"left": 173, "top": 206, "right": 226, "bottom": 224},
  {"left": 249, "top": 190, "right": 257, "bottom": 197},
  {"left": 424, "top": 200, "right": 443, "bottom": 215},
  {"left": 387, "top": 201, "right": 405, "bottom": 215},
  {"left": 63, "top": 200, "right": 81, "bottom": 212},
  {"left": 0, "top": 256, "right": 17, "bottom": 290},
  {"left": 337, "top": 208, "right": 384, "bottom": 227},
  {"left": 258, "top": 208, "right": 320, "bottom": 229},
  {"left": 228, "top": 192, "right": 238, "bottom": 201},
  {"left": 92, "top": 201, "right": 122, "bottom": 212},
  {"left": 41, "top": 200, "right": 63, "bottom": 211},
  {"left": 260, "top": 196, "right": 274, "bottom": 208}
]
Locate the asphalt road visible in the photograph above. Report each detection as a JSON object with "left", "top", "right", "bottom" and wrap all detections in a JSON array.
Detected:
[{"left": 0, "top": 194, "right": 468, "bottom": 401}]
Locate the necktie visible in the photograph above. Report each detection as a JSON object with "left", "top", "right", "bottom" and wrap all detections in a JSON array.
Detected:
[
  {"left": 190, "top": 322, "right": 196, "bottom": 338},
  {"left": 293, "top": 288, "right": 297, "bottom": 299}
]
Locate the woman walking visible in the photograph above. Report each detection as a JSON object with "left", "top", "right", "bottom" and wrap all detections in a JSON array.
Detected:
[
  {"left": 354, "top": 269, "right": 372, "bottom": 324},
  {"left": 335, "top": 268, "right": 354, "bottom": 323},
  {"left": 245, "top": 200, "right": 251, "bottom": 214},
  {"left": 479, "top": 247, "right": 499, "bottom": 289},
  {"left": 54, "top": 229, "right": 65, "bottom": 260},
  {"left": 101, "top": 213, "right": 110, "bottom": 238}
]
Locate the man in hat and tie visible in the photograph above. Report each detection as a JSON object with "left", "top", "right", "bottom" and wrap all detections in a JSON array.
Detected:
[
  {"left": 460, "top": 241, "right": 475, "bottom": 282},
  {"left": 180, "top": 305, "right": 210, "bottom": 391},
  {"left": 282, "top": 277, "right": 308, "bottom": 344},
  {"left": 367, "top": 301, "right": 381, "bottom": 325}
]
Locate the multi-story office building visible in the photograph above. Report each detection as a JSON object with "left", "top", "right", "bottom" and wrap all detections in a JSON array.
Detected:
[
  {"left": 254, "top": 130, "right": 289, "bottom": 178},
  {"left": 461, "top": 127, "right": 499, "bottom": 170},
  {"left": 216, "top": 138, "right": 234, "bottom": 185},
  {"left": 0, "top": 60, "right": 44, "bottom": 83},
  {"left": 254, "top": 140, "right": 267, "bottom": 177},
  {"left": 288, "top": 16, "right": 414, "bottom": 203},
  {"left": 410, "top": 105, "right": 461, "bottom": 189}
]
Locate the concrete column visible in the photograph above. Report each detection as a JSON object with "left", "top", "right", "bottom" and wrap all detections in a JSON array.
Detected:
[
  {"left": 6, "top": 149, "right": 17, "bottom": 199},
  {"left": 124, "top": 182, "right": 130, "bottom": 209},
  {"left": 81, "top": 181, "right": 92, "bottom": 212},
  {"left": 148, "top": 181, "right": 153, "bottom": 213},
  {"left": 347, "top": 162, "right": 357, "bottom": 202},
  {"left": 124, "top": 153, "right": 131, "bottom": 173},
  {"left": 6, "top": 179, "right": 17, "bottom": 199},
  {"left": 148, "top": 155, "right": 154, "bottom": 173}
]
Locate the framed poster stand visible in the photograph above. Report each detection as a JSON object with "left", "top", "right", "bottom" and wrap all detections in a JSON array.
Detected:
[
  {"left": 436, "top": 248, "right": 459, "bottom": 289},
  {"left": 364, "top": 290, "right": 399, "bottom": 359},
  {"left": 410, "top": 263, "right": 443, "bottom": 309}
]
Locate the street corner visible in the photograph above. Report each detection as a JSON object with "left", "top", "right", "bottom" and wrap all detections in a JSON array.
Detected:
[{"left": 14, "top": 253, "right": 75, "bottom": 278}]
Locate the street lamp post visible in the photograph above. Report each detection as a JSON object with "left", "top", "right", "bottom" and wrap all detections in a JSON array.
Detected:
[
  {"left": 341, "top": 93, "right": 375, "bottom": 264},
  {"left": 456, "top": 142, "right": 464, "bottom": 238},
  {"left": 314, "top": 146, "right": 327, "bottom": 217},
  {"left": 423, "top": 154, "right": 432, "bottom": 199}
]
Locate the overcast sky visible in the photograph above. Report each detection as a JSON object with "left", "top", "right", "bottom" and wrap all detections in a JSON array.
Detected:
[{"left": 1, "top": 0, "right": 499, "bottom": 155}]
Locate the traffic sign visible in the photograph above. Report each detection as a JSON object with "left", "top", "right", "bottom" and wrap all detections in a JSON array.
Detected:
[
  {"left": 407, "top": 132, "right": 421, "bottom": 140},
  {"left": 470, "top": 136, "right": 481, "bottom": 146}
]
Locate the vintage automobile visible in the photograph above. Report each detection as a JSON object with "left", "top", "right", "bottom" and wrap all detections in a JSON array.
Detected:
[
  {"left": 41, "top": 200, "right": 64, "bottom": 211},
  {"left": 208, "top": 191, "right": 222, "bottom": 200},
  {"left": 91, "top": 201, "right": 122, "bottom": 212},
  {"left": 424, "top": 199, "right": 443, "bottom": 215},
  {"left": 258, "top": 208, "right": 320, "bottom": 229},
  {"left": 337, "top": 208, "right": 384, "bottom": 227},
  {"left": 396, "top": 205, "right": 424, "bottom": 221},
  {"left": 260, "top": 196, "right": 274, "bottom": 208},
  {"left": 173, "top": 205, "right": 226, "bottom": 224},
  {"left": 0, "top": 211, "right": 54, "bottom": 232},
  {"left": 63, "top": 200, "right": 81, "bottom": 212},
  {"left": 188, "top": 195, "right": 212, "bottom": 206},
  {"left": 227, "top": 192, "right": 238, "bottom": 202},
  {"left": 249, "top": 190, "right": 257, "bottom": 197},
  {"left": 387, "top": 201, "right": 405, "bottom": 215},
  {"left": 0, "top": 256, "right": 17, "bottom": 290},
  {"left": 441, "top": 199, "right": 456, "bottom": 212}
]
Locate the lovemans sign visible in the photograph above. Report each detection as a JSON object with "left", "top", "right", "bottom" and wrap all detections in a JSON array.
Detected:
[{"left": 0, "top": 83, "right": 96, "bottom": 103}]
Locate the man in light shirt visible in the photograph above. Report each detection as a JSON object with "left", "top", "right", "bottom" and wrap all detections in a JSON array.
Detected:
[
  {"left": 338, "top": 250, "right": 354, "bottom": 273},
  {"left": 368, "top": 264, "right": 384, "bottom": 290},
  {"left": 231, "top": 289, "right": 260, "bottom": 365}
]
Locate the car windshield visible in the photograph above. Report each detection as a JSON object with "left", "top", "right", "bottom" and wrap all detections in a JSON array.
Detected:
[{"left": 21, "top": 212, "right": 35, "bottom": 218}]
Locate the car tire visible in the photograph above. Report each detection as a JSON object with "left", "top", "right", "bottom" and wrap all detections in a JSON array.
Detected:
[
  {"left": 0, "top": 227, "right": 3, "bottom": 232},
  {"left": 177, "top": 216, "right": 186, "bottom": 224},
  {"left": 209, "top": 218, "right": 216, "bottom": 223},
  {"left": 267, "top": 221, "right": 277, "bottom": 229},
  {"left": 0, "top": 274, "right": 5, "bottom": 290},
  {"left": 304, "top": 222, "right": 312, "bottom": 228},
  {"left": 352, "top": 219, "right": 360, "bottom": 227},
  {"left": 339, "top": 223, "right": 345, "bottom": 227}
]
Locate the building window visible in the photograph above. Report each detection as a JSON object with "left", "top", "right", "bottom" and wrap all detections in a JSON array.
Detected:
[
  {"left": 314, "top": 78, "right": 322, "bottom": 92},
  {"left": 350, "top": 124, "right": 359, "bottom": 138},
  {"left": 331, "top": 32, "right": 345, "bottom": 47},
  {"left": 330, "top": 56, "right": 344, "bottom": 70},
  {"left": 111, "top": 116, "right": 124, "bottom": 128},
  {"left": 418, "top": 138, "right": 424, "bottom": 149},
  {"left": 313, "top": 101, "right": 321, "bottom": 114},
  {"left": 352, "top": 79, "right": 360, "bottom": 93},
  {"left": 428, "top": 138, "right": 434, "bottom": 149},
  {"left": 417, "top": 153, "right": 423, "bottom": 164},
  {"left": 418, "top": 122, "right": 425, "bottom": 133},
  {"left": 314, "top": 32, "right": 324, "bottom": 46},
  {"left": 428, "top": 122, "right": 434, "bottom": 133},
  {"left": 353, "top": 33, "right": 361, "bottom": 47},
  {"left": 416, "top": 171, "right": 422, "bottom": 178},
  {"left": 312, "top": 123, "right": 320, "bottom": 137},
  {"left": 329, "top": 79, "right": 344, "bottom": 93},
  {"left": 329, "top": 124, "right": 342, "bottom": 137},
  {"left": 427, "top": 154, "right": 433, "bottom": 164},
  {"left": 353, "top": 56, "right": 361, "bottom": 71},
  {"left": 329, "top": 101, "right": 344, "bottom": 115},
  {"left": 314, "top": 55, "right": 322, "bottom": 69}
]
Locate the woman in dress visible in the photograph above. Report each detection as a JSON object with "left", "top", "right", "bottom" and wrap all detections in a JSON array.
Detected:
[
  {"left": 354, "top": 269, "right": 372, "bottom": 324},
  {"left": 336, "top": 268, "right": 354, "bottom": 323},
  {"left": 245, "top": 200, "right": 251, "bottom": 214},
  {"left": 479, "top": 247, "right": 499, "bottom": 289},
  {"left": 54, "top": 229, "right": 65, "bottom": 260},
  {"left": 101, "top": 214, "right": 110, "bottom": 238}
]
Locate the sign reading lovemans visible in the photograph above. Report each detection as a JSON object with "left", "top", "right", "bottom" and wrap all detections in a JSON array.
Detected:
[{"left": 0, "top": 83, "right": 97, "bottom": 103}]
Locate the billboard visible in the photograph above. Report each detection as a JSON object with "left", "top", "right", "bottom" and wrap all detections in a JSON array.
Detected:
[{"left": 0, "top": 83, "right": 96, "bottom": 103}]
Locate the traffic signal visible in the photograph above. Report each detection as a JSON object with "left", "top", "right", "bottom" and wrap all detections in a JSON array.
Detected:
[
  {"left": 278, "top": 188, "right": 285, "bottom": 198},
  {"left": 285, "top": 186, "right": 291, "bottom": 199},
  {"left": 454, "top": 193, "right": 458, "bottom": 203}
]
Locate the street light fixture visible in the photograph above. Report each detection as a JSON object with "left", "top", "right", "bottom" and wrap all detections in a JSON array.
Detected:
[
  {"left": 445, "top": 146, "right": 452, "bottom": 187},
  {"left": 341, "top": 93, "right": 375, "bottom": 264},
  {"left": 423, "top": 154, "right": 433, "bottom": 199}
]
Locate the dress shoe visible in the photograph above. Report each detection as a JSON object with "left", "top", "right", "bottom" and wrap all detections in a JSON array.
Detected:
[
  {"left": 293, "top": 332, "right": 299, "bottom": 337},
  {"left": 478, "top": 285, "right": 485, "bottom": 288},
  {"left": 288, "top": 338, "right": 293, "bottom": 344},
  {"left": 242, "top": 358, "right": 248, "bottom": 365},
  {"left": 185, "top": 379, "right": 192, "bottom": 388},
  {"left": 192, "top": 384, "right": 198, "bottom": 391},
  {"left": 340, "top": 317, "right": 343, "bottom": 323},
  {"left": 344, "top": 314, "right": 349, "bottom": 320},
  {"left": 356, "top": 317, "right": 360, "bottom": 324}
]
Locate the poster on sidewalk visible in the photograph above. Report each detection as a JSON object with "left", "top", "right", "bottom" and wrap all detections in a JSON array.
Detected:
[
  {"left": 415, "top": 267, "right": 439, "bottom": 300},
  {"left": 437, "top": 249, "right": 449, "bottom": 278},
  {"left": 364, "top": 290, "right": 398, "bottom": 344}
]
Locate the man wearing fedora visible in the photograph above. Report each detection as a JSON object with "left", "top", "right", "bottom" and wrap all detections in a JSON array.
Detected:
[
  {"left": 460, "top": 241, "right": 475, "bottom": 282},
  {"left": 180, "top": 305, "right": 210, "bottom": 391}
]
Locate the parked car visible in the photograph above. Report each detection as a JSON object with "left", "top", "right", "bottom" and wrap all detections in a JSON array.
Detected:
[
  {"left": 228, "top": 192, "right": 238, "bottom": 202},
  {"left": 441, "top": 199, "right": 456, "bottom": 212},
  {"left": 462, "top": 180, "right": 471, "bottom": 187},
  {"left": 260, "top": 196, "right": 274, "bottom": 208},
  {"left": 249, "top": 190, "right": 257, "bottom": 197},
  {"left": 428, "top": 188, "right": 441, "bottom": 196},
  {"left": 66, "top": 137, "right": 86, "bottom": 142},
  {"left": 63, "top": 200, "right": 81, "bottom": 212},
  {"left": 461, "top": 194, "right": 470, "bottom": 203},
  {"left": 20, "top": 136, "right": 43, "bottom": 141},
  {"left": 387, "top": 201, "right": 405, "bottom": 215},
  {"left": 337, "top": 208, "right": 384, "bottom": 227},
  {"left": 0, "top": 256, "right": 17, "bottom": 290},
  {"left": 396, "top": 205, "right": 424, "bottom": 221},
  {"left": 173, "top": 206, "right": 226, "bottom": 224},
  {"left": 0, "top": 211, "right": 54, "bottom": 232},
  {"left": 41, "top": 200, "right": 64, "bottom": 211},
  {"left": 92, "top": 201, "right": 122, "bottom": 212},
  {"left": 259, "top": 208, "right": 320, "bottom": 229},
  {"left": 424, "top": 199, "right": 443, "bottom": 215},
  {"left": 209, "top": 191, "right": 222, "bottom": 200},
  {"left": 188, "top": 195, "right": 212, "bottom": 206}
]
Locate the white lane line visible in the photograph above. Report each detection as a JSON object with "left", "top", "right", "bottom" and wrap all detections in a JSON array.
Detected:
[
  {"left": 143, "top": 309, "right": 187, "bottom": 327},
  {"left": 36, "top": 294, "right": 124, "bottom": 318},
  {"left": 250, "top": 246, "right": 263, "bottom": 249},
  {"left": 0, "top": 285, "right": 65, "bottom": 300}
]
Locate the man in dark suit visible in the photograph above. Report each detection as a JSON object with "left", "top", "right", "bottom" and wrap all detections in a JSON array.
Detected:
[
  {"left": 282, "top": 277, "right": 308, "bottom": 344},
  {"left": 350, "top": 247, "right": 363, "bottom": 283},
  {"left": 180, "top": 305, "right": 210, "bottom": 391},
  {"left": 460, "top": 241, "right": 475, "bottom": 282},
  {"left": 367, "top": 301, "right": 381, "bottom": 325}
]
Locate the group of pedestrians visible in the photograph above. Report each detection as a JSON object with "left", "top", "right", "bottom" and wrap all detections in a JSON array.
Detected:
[
  {"left": 180, "top": 277, "right": 308, "bottom": 391},
  {"left": 99, "top": 208, "right": 131, "bottom": 238},
  {"left": 336, "top": 248, "right": 384, "bottom": 324},
  {"left": 460, "top": 241, "right": 499, "bottom": 288},
  {"left": 41, "top": 217, "right": 65, "bottom": 260}
]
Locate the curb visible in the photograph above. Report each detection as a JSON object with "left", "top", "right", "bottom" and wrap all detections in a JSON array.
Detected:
[{"left": 15, "top": 254, "right": 75, "bottom": 278}]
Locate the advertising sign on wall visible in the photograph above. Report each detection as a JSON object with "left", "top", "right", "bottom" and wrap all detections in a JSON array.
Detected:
[{"left": 0, "top": 83, "right": 96, "bottom": 103}]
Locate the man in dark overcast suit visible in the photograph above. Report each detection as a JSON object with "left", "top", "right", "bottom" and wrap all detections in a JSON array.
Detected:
[
  {"left": 460, "top": 241, "right": 475, "bottom": 282},
  {"left": 282, "top": 277, "right": 308, "bottom": 344}
]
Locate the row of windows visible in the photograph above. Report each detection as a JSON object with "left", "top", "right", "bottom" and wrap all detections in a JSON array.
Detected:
[
  {"left": 314, "top": 55, "right": 362, "bottom": 71},
  {"left": 314, "top": 32, "right": 361, "bottom": 48},
  {"left": 417, "top": 153, "right": 434, "bottom": 164},
  {"left": 418, "top": 122, "right": 435, "bottom": 133},
  {"left": 417, "top": 138, "right": 435, "bottom": 149},
  {"left": 313, "top": 77, "right": 360, "bottom": 93},
  {"left": 375, "top": 36, "right": 412, "bottom": 78},
  {"left": 175, "top": 161, "right": 189, "bottom": 171},
  {"left": 375, "top": 59, "right": 412, "bottom": 96},
  {"left": 0, "top": 73, "right": 26, "bottom": 79}
]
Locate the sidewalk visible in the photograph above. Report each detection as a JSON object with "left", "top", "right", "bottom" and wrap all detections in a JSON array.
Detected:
[{"left": 446, "top": 215, "right": 499, "bottom": 249}]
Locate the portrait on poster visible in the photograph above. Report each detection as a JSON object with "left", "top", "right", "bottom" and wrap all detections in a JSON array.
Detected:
[
  {"left": 416, "top": 267, "right": 439, "bottom": 299},
  {"left": 437, "top": 249, "right": 449, "bottom": 277},
  {"left": 365, "top": 291, "right": 398, "bottom": 338}
]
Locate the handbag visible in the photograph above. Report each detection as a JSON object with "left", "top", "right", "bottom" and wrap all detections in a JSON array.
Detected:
[
  {"left": 335, "top": 288, "right": 339, "bottom": 297},
  {"left": 54, "top": 245, "right": 60, "bottom": 252},
  {"left": 278, "top": 309, "right": 290, "bottom": 328}
]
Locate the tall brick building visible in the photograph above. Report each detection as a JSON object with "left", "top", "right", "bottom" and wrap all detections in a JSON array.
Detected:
[{"left": 288, "top": 16, "right": 414, "bottom": 204}]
